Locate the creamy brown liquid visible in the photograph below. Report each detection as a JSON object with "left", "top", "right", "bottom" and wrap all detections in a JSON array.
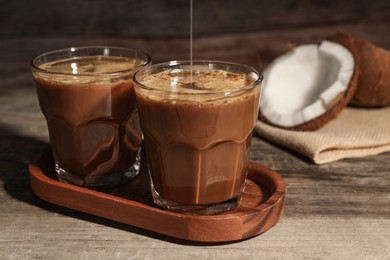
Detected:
[
  {"left": 136, "top": 69, "right": 260, "bottom": 205},
  {"left": 33, "top": 56, "right": 143, "bottom": 178}
]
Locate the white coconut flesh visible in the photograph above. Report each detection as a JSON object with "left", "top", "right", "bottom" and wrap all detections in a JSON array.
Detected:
[{"left": 260, "top": 40, "right": 355, "bottom": 128}]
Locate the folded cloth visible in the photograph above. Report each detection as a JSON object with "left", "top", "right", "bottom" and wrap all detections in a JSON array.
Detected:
[{"left": 254, "top": 107, "right": 390, "bottom": 164}]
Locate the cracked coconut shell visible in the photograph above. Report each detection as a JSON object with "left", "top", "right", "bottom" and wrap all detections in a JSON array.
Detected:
[
  {"left": 326, "top": 32, "right": 390, "bottom": 107},
  {"left": 259, "top": 40, "right": 358, "bottom": 131}
]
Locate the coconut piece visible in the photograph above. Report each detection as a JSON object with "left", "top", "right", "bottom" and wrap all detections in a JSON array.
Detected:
[
  {"left": 326, "top": 32, "right": 390, "bottom": 107},
  {"left": 259, "top": 40, "right": 357, "bottom": 131}
]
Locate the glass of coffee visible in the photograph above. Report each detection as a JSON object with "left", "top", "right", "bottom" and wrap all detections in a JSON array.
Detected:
[
  {"left": 31, "top": 47, "right": 151, "bottom": 187},
  {"left": 134, "top": 60, "right": 262, "bottom": 214}
]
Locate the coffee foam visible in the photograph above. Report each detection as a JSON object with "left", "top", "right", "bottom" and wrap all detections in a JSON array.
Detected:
[
  {"left": 35, "top": 56, "right": 142, "bottom": 85},
  {"left": 39, "top": 56, "right": 143, "bottom": 74},
  {"left": 137, "top": 69, "right": 257, "bottom": 103},
  {"left": 139, "top": 69, "right": 255, "bottom": 92}
]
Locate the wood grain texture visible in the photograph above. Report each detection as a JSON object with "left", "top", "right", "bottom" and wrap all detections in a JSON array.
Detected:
[
  {"left": 29, "top": 151, "right": 285, "bottom": 242},
  {"left": 1, "top": 0, "right": 389, "bottom": 37},
  {"left": 1, "top": 86, "right": 389, "bottom": 258}
]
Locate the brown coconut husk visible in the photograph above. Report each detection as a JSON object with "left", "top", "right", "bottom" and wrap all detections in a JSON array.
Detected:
[{"left": 327, "top": 32, "right": 390, "bottom": 107}]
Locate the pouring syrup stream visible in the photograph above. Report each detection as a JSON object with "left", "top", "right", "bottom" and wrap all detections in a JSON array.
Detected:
[{"left": 190, "top": 0, "right": 193, "bottom": 82}]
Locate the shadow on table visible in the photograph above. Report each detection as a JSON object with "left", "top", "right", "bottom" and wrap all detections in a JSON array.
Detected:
[
  {"left": 0, "top": 124, "right": 48, "bottom": 203},
  {"left": 0, "top": 124, "right": 242, "bottom": 246}
]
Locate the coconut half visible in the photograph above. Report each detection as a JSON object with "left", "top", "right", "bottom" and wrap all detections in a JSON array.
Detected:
[{"left": 259, "top": 40, "right": 357, "bottom": 131}]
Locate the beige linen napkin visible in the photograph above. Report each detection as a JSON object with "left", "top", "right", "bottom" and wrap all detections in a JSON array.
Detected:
[{"left": 254, "top": 107, "right": 390, "bottom": 164}]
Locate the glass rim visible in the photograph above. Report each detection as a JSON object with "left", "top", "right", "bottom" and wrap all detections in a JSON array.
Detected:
[
  {"left": 133, "top": 60, "right": 263, "bottom": 95},
  {"left": 30, "top": 46, "right": 152, "bottom": 77}
]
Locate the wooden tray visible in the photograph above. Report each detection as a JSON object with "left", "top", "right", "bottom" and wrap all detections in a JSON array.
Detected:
[{"left": 29, "top": 150, "right": 285, "bottom": 242}]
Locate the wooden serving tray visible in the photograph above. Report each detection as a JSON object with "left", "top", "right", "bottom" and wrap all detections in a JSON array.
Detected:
[{"left": 29, "top": 150, "right": 285, "bottom": 242}]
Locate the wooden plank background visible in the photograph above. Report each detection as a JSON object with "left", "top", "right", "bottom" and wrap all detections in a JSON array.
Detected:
[
  {"left": 1, "top": 0, "right": 390, "bottom": 37},
  {"left": 1, "top": 0, "right": 390, "bottom": 70}
]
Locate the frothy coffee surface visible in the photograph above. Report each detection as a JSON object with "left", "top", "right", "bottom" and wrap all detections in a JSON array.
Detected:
[
  {"left": 40, "top": 56, "right": 143, "bottom": 74},
  {"left": 38, "top": 56, "right": 143, "bottom": 84},
  {"left": 138, "top": 69, "right": 256, "bottom": 97}
]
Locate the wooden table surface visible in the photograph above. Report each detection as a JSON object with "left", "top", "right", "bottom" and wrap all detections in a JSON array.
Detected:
[{"left": 1, "top": 30, "right": 390, "bottom": 259}]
